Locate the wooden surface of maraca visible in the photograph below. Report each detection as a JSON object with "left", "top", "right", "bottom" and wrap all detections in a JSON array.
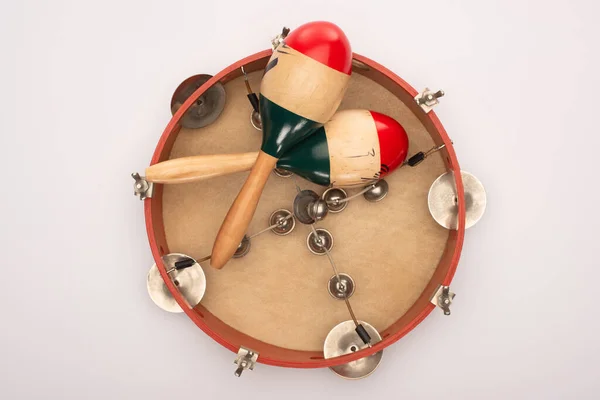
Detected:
[
  {"left": 279, "top": 109, "right": 409, "bottom": 186},
  {"left": 145, "top": 110, "right": 409, "bottom": 187},
  {"left": 145, "top": 152, "right": 258, "bottom": 184},
  {"left": 210, "top": 21, "right": 353, "bottom": 270}
]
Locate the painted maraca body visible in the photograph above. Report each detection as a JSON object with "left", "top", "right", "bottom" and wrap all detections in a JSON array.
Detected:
[
  {"left": 145, "top": 110, "right": 409, "bottom": 187},
  {"left": 259, "top": 22, "right": 352, "bottom": 158},
  {"left": 278, "top": 110, "right": 408, "bottom": 186},
  {"left": 211, "top": 21, "right": 353, "bottom": 269}
]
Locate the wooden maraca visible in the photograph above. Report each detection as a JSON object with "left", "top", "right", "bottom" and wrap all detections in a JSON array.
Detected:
[
  {"left": 145, "top": 109, "right": 409, "bottom": 187},
  {"left": 210, "top": 21, "right": 353, "bottom": 269}
]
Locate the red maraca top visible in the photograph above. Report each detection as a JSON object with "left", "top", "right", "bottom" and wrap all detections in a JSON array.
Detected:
[
  {"left": 284, "top": 21, "right": 352, "bottom": 75},
  {"left": 370, "top": 111, "right": 409, "bottom": 176}
]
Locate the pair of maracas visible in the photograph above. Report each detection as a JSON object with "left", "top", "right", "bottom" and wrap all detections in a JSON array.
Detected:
[
  {"left": 148, "top": 22, "right": 410, "bottom": 269},
  {"left": 147, "top": 109, "right": 408, "bottom": 186}
]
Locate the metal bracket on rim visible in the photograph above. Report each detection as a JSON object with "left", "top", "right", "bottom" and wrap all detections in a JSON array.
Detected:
[
  {"left": 415, "top": 88, "right": 445, "bottom": 113},
  {"left": 271, "top": 26, "right": 290, "bottom": 49},
  {"left": 132, "top": 172, "right": 154, "bottom": 200},
  {"left": 234, "top": 347, "right": 259, "bottom": 377},
  {"left": 431, "top": 285, "right": 455, "bottom": 315}
]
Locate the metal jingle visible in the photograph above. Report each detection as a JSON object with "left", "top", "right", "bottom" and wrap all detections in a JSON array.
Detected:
[
  {"left": 269, "top": 209, "right": 296, "bottom": 236},
  {"left": 146, "top": 253, "right": 206, "bottom": 313},
  {"left": 170, "top": 74, "right": 226, "bottom": 129},
  {"left": 327, "top": 273, "right": 355, "bottom": 300},
  {"left": 250, "top": 110, "right": 262, "bottom": 131},
  {"left": 133, "top": 176, "right": 148, "bottom": 194},
  {"left": 428, "top": 170, "right": 487, "bottom": 230},
  {"left": 233, "top": 235, "right": 251, "bottom": 258},
  {"left": 363, "top": 179, "right": 389, "bottom": 202},
  {"left": 273, "top": 168, "right": 293, "bottom": 178},
  {"left": 322, "top": 187, "right": 348, "bottom": 213},
  {"left": 323, "top": 320, "right": 383, "bottom": 380},
  {"left": 308, "top": 199, "right": 328, "bottom": 222},
  {"left": 306, "top": 228, "right": 333, "bottom": 255},
  {"left": 293, "top": 190, "right": 320, "bottom": 224},
  {"left": 131, "top": 172, "right": 153, "bottom": 200}
]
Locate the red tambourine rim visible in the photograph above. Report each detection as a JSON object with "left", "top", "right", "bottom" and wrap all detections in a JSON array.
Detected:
[{"left": 144, "top": 49, "right": 465, "bottom": 368}]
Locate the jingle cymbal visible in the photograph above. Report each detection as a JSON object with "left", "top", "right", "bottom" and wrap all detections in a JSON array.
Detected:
[
  {"left": 428, "top": 170, "right": 487, "bottom": 230},
  {"left": 363, "top": 179, "right": 389, "bottom": 202},
  {"left": 171, "top": 74, "right": 226, "bottom": 129},
  {"left": 273, "top": 168, "right": 293, "bottom": 178},
  {"left": 146, "top": 253, "right": 206, "bottom": 313},
  {"left": 250, "top": 110, "right": 262, "bottom": 131},
  {"left": 269, "top": 209, "right": 296, "bottom": 236},
  {"left": 307, "top": 228, "right": 334, "bottom": 255},
  {"left": 322, "top": 188, "right": 348, "bottom": 213},
  {"left": 328, "top": 273, "right": 355, "bottom": 300},
  {"left": 324, "top": 320, "right": 383, "bottom": 379},
  {"left": 233, "top": 235, "right": 251, "bottom": 258}
]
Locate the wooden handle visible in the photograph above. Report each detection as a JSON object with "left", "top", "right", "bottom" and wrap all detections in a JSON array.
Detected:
[
  {"left": 145, "top": 152, "right": 259, "bottom": 184},
  {"left": 210, "top": 151, "right": 278, "bottom": 269}
]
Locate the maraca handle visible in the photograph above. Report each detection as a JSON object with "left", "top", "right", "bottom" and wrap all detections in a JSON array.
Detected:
[
  {"left": 210, "top": 151, "right": 278, "bottom": 269},
  {"left": 145, "top": 153, "right": 259, "bottom": 184}
]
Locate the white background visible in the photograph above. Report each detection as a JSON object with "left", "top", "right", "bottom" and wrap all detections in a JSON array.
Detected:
[{"left": 1, "top": 0, "right": 599, "bottom": 398}]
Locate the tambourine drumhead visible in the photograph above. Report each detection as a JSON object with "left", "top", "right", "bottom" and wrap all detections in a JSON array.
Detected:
[{"left": 145, "top": 50, "right": 466, "bottom": 368}]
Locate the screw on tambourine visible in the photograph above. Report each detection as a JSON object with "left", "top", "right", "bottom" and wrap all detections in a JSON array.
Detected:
[
  {"left": 234, "top": 347, "right": 258, "bottom": 377},
  {"left": 417, "top": 90, "right": 445, "bottom": 105},
  {"left": 234, "top": 361, "right": 247, "bottom": 377},
  {"left": 438, "top": 287, "right": 453, "bottom": 315},
  {"left": 132, "top": 172, "right": 154, "bottom": 200},
  {"left": 271, "top": 26, "right": 290, "bottom": 49},
  {"left": 415, "top": 88, "right": 445, "bottom": 113},
  {"left": 431, "top": 285, "right": 455, "bottom": 315}
]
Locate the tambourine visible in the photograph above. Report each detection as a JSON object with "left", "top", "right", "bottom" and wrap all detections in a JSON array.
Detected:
[{"left": 132, "top": 23, "right": 487, "bottom": 379}]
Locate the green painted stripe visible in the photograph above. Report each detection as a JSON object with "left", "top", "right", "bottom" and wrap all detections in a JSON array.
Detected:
[
  {"left": 277, "top": 127, "right": 331, "bottom": 186},
  {"left": 259, "top": 95, "right": 322, "bottom": 158}
]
